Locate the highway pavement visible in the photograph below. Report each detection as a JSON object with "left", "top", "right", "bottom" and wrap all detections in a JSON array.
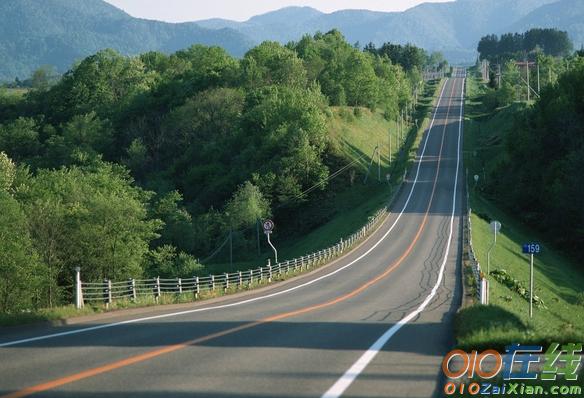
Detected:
[{"left": 0, "top": 70, "right": 467, "bottom": 398}]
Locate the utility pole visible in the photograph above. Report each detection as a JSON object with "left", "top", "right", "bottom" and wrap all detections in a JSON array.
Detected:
[
  {"left": 388, "top": 127, "right": 392, "bottom": 164},
  {"left": 256, "top": 219, "right": 261, "bottom": 256},
  {"left": 497, "top": 64, "right": 501, "bottom": 89},
  {"left": 229, "top": 222, "right": 233, "bottom": 269},
  {"left": 377, "top": 141, "right": 381, "bottom": 182},
  {"left": 363, "top": 145, "right": 379, "bottom": 184},
  {"left": 401, "top": 110, "right": 404, "bottom": 143},
  {"left": 526, "top": 59, "right": 530, "bottom": 102},
  {"left": 537, "top": 60, "right": 541, "bottom": 95},
  {"left": 398, "top": 112, "right": 402, "bottom": 144}
]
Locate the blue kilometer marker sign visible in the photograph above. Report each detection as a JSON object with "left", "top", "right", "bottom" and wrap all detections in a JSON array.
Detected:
[
  {"left": 522, "top": 243, "right": 541, "bottom": 254},
  {"left": 522, "top": 242, "right": 540, "bottom": 318}
]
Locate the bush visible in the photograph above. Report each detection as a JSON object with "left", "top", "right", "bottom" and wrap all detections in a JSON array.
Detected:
[
  {"left": 576, "top": 292, "right": 584, "bottom": 307},
  {"left": 338, "top": 108, "right": 354, "bottom": 123}
]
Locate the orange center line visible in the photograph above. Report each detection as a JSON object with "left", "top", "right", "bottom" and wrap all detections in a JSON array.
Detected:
[{"left": 2, "top": 80, "right": 459, "bottom": 398}]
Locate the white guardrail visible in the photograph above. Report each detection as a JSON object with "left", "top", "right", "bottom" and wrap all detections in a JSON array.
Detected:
[
  {"left": 467, "top": 208, "right": 488, "bottom": 304},
  {"left": 75, "top": 208, "right": 388, "bottom": 309}
]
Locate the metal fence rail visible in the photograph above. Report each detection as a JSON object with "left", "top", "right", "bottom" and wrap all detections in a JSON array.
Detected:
[{"left": 76, "top": 208, "right": 388, "bottom": 308}]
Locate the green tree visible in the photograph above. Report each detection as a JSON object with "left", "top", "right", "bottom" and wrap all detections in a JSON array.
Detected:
[
  {"left": 160, "top": 87, "right": 244, "bottom": 159},
  {"left": 0, "top": 151, "right": 16, "bottom": 192},
  {"left": 241, "top": 85, "right": 329, "bottom": 207},
  {"left": 225, "top": 181, "right": 271, "bottom": 230},
  {"left": 491, "top": 58, "right": 584, "bottom": 256},
  {"left": 151, "top": 191, "right": 195, "bottom": 253},
  {"left": 39, "top": 49, "right": 155, "bottom": 123},
  {"left": 62, "top": 112, "right": 113, "bottom": 156},
  {"left": 17, "top": 162, "right": 161, "bottom": 300},
  {"left": 344, "top": 51, "right": 379, "bottom": 108},
  {"left": 30, "top": 65, "right": 57, "bottom": 91},
  {"left": 242, "top": 41, "right": 307, "bottom": 88},
  {"left": 0, "top": 117, "right": 41, "bottom": 162},
  {"left": 0, "top": 191, "right": 44, "bottom": 312},
  {"left": 145, "top": 245, "right": 203, "bottom": 279}
]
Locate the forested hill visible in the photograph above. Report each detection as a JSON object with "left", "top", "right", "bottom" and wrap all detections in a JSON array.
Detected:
[
  {"left": 3, "top": 0, "right": 584, "bottom": 81},
  {"left": 0, "top": 32, "right": 437, "bottom": 312},
  {"left": 0, "top": 0, "right": 253, "bottom": 81}
]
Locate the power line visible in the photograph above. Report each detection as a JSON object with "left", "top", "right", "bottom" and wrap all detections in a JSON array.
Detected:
[{"left": 198, "top": 150, "right": 368, "bottom": 263}]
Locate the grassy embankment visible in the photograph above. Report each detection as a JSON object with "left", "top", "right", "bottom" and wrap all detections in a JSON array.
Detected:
[
  {"left": 455, "top": 74, "right": 584, "bottom": 351},
  {"left": 0, "top": 80, "right": 443, "bottom": 326}
]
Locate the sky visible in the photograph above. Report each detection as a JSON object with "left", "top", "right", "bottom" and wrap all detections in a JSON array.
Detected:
[{"left": 103, "top": 0, "right": 453, "bottom": 23}]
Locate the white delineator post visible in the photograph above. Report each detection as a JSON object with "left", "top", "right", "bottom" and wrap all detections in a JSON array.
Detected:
[
  {"left": 480, "top": 278, "right": 489, "bottom": 305},
  {"left": 75, "top": 267, "right": 83, "bottom": 309}
]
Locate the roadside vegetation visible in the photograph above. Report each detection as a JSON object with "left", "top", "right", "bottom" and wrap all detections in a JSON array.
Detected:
[
  {"left": 0, "top": 78, "right": 442, "bottom": 327},
  {"left": 0, "top": 29, "right": 448, "bottom": 322},
  {"left": 455, "top": 62, "right": 584, "bottom": 351}
]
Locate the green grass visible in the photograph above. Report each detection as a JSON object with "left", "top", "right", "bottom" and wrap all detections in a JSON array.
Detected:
[
  {"left": 7, "top": 88, "right": 28, "bottom": 96},
  {"left": 455, "top": 74, "right": 584, "bottom": 351},
  {"left": 0, "top": 305, "right": 99, "bottom": 327},
  {"left": 0, "top": 87, "right": 28, "bottom": 98}
]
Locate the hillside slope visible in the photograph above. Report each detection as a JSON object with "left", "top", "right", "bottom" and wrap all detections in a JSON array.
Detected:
[
  {"left": 456, "top": 75, "right": 584, "bottom": 350},
  {"left": 0, "top": 0, "right": 253, "bottom": 81},
  {"left": 196, "top": 0, "right": 564, "bottom": 62},
  {"left": 509, "top": 0, "right": 584, "bottom": 49},
  {"left": 2, "top": 0, "right": 584, "bottom": 81}
]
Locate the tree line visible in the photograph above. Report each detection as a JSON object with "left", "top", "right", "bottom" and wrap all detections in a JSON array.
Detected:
[
  {"left": 479, "top": 55, "right": 584, "bottom": 260},
  {"left": 0, "top": 30, "right": 434, "bottom": 313},
  {"left": 478, "top": 28, "right": 573, "bottom": 62},
  {"left": 476, "top": 28, "right": 578, "bottom": 110}
]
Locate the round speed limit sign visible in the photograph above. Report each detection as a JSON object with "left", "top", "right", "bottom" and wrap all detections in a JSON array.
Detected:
[{"left": 263, "top": 219, "right": 275, "bottom": 233}]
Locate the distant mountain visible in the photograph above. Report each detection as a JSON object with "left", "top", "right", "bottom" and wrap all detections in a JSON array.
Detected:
[
  {"left": 509, "top": 0, "right": 584, "bottom": 49},
  {"left": 0, "top": 0, "right": 253, "bottom": 81},
  {"left": 1, "top": 0, "right": 583, "bottom": 82},
  {"left": 196, "top": 0, "right": 570, "bottom": 62}
]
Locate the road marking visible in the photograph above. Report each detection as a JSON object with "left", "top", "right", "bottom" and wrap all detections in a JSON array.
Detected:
[
  {"left": 0, "top": 79, "right": 455, "bottom": 398},
  {"left": 321, "top": 77, "right": 465, "bottom": 398},
  {"left": 0, "top": 80, "right": 449, "bottom": 350}
]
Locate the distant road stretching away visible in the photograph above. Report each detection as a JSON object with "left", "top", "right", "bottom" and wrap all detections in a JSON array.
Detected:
[{"left": 0, "top": 71, "right": 466, "bottom": 398}]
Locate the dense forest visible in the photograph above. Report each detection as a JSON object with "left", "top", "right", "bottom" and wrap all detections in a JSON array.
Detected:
[
  {"left": 0, "top": 30, "right": 439, "bottom": 313},
  {"left": 476, "top": 28, "right": 577, "bottom": 110},
  {"left": 474, "top": 31, "right": 584, "bottom": 260},
  {"left": 486, "top": 58, "right": 584, "bottom": 254},
  {"left": 477, "top": 28, "right": 573, "bottom": 62}
]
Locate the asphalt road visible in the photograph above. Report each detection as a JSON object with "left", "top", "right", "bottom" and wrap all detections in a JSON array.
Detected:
[{"left": 0, "top": 71, "right": 467, "bottom": 398}]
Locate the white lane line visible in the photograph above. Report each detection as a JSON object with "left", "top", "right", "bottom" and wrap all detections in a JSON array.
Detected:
[
  {"left": 321, "top": 77, "right": 465, "bottom": 398},
  {"left": 0, "top": 81, "right": 450, "bottom": 349}
]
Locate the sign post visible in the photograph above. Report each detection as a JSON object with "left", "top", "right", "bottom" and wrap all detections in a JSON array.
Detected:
[
  {"left": 263, "top": 220, "right": 278, "bottom": 264},
  {"left": 487, "top": 221, "right": 501, "bottom": 276},
  {"left": 522, "top": 242, "right": 541, "bottom": 318}
]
